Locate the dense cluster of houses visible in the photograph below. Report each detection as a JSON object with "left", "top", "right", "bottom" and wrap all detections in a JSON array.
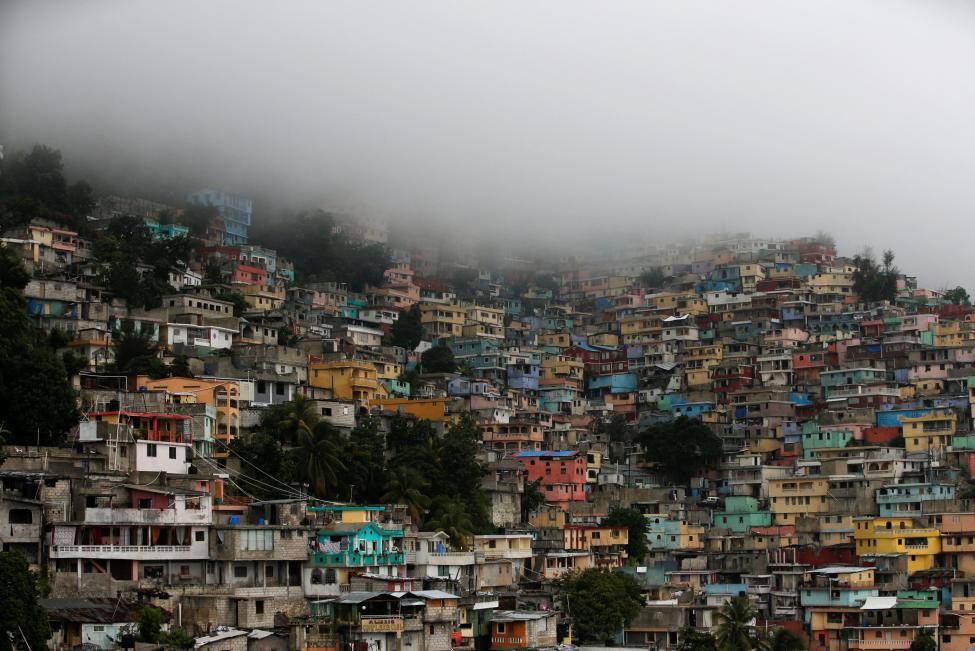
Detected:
[{"left": 5, "top": 197, "right": 975, "bottom": 651}]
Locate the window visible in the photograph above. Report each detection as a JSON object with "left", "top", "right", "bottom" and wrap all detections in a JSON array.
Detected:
[
  {"left": 180, "top": 565, "right": 190, "bottom": 576},
  {"left": 239, "top": 529, "right": 274, "bottom": 551},
  {"left": 233, "top": 565, "right": 248, "bottom": 578},
  {"left": 322, "top": 407, "right": 332, "bottom": 416},
  {"left": 169, "top": 447, "right": 177, "bottom": 459},
  {"left": 325, "top": 568, "right": 337, "bottom": 584},
  {"left": 256, "top": 600, "right": 265, "bottom": 615},
  {"left": 497, "top": 624, "right": 506, "bottom": 634},
  {"left": 195, "top": 530, "right": 205, "bottom": 542},
  {"left": 8, "top": 509, "right": 33, "bottom": 524},
  {"left": 146, "top": 444, "right": 157, "bottom": 457}
]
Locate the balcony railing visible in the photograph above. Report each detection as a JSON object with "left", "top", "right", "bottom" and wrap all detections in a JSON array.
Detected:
[
  {"left": 51, "top": 544, "right": 202, "bottom": 559},
  {"left": 491, "top": 636, "right": 526, "bottom": 647},
  {"left": 848, "top": 639, "right": 913, "bottom": 649},
  {"left": 310, "top": 551, "right": 406, "bottom": 567}
]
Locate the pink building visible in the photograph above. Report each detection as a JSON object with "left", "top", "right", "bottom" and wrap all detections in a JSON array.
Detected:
[{"left": 512, "top": 450, "right": 587, "bottom": 505}]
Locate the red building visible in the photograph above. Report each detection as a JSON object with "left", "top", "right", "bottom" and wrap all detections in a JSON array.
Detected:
[
  {"left": 512, "top": 451, "right": 587, "bottom": 505},
  {"left": 232, "top": 263, "right": 268, "bottom": 286},
  {"left": 564, "top": 344, "right": 628, "bottom": 377}
]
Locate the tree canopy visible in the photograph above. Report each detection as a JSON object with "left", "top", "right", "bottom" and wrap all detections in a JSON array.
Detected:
[
  {"left": 944, "top": 286, "right": 971, "bottom": 306},
  {"left": 0, "top": 144, "right": 94, "bottom": 233},
  {"left": 389, "top": 304, "right": 423, "bottom": 350},
  {"left": 0, "top": 248, "right": 78, "bottom": 445},
  {"left": 421, "top": 345, "right": 456, "bottom": 373},
  {"left": 852, "top": 249, "right": 899, "bottom": 303},
  {"left": 602, "top": 508, "right": 650, "bottom": 563},
  {"left": 250, "top": 210, "right": 390, "bottom": 291},
  {"left": 640, "top": 416, "right": 723, "bottom": 484},
  {"left": 558, "top": 568, "right": 644, "bottom": 643},
  {"left": 0, "top": 551, "right": 51, "bottom": 651}
]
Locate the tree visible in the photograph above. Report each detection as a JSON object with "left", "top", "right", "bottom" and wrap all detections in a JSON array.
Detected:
[
  {"left": 639, "top": 267, "right": 668, "bottom": 289},
  {"left": 640, "top": 416, "right": 723, "bottom": 483},
  {"left": 158, "top": 628, "right": 195, "bottom": 649},
  {"left": 229, "top": 431, "right": 296, "bottom": 500},
  {"left": 425, "top": 496, "right": 476, "bottom": 548},
  {"left": 0, "top": 552, "right": 50, "bottom": 650},
  {"left": 267, "top": 394, "right": 320, "bottom": 446},
  {"left": 0, "top": 248, "right": 79, "bottom": 445},
  {"left": 765, "top": 627, "right": 806, "bottom": 651},
  {"left": 136, "top": 605, "right": 165, "bottom": 643},
  {"left": 715, "top": 596, "right": 757, "bottom": 651},
  {"left": 381, "top": 465, "right": 431, "bottom": 523},
  {"left": 182, "top": 203, "right": 220, "bottom": 237},
  {"left": 602, "top": 508, "right": 650, "bottom": 563},
  {"left": 390, "top": 304, "right": 423, "bottom": 350},
  {"left": 421, "top": 345, "right": 456, "bottom": 373},
  {"left": 169, "top": 354, "right": 194, "bottom": 378},
  {"left": 249, "top": 210, "right": 390, "bottom": 290},
  {"left": 910, "top": 628, "right": 936, "bottom": 651},
  {"left": 558, "top": 569, "right": 644, "bottom": 644},
  {"left": 677, "top": 627, "right": 718, "bottom": 651},
  {"left": 852, "top": 248, "right": 898, "bottom": 303},
  {"left": 521, "top": 478, "right": 544, "bottom": 522},
  {"left": 944, "top": 286, "right": 971, "bottom": 306},
  {"left": 294, "top": 421, "right": 347, "bottom": 498},
  {"left": 336, "top": 416, "right": 387, "bottom": 503},
  {"left": 112, "top": 320, "right": 166, "bottom": 377}
]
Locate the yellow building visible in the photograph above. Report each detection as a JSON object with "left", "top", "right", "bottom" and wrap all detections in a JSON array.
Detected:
[
  {"left": 420, "top": 301, "right": 466, "bottom": 338},
  {"left": 818, "top": 514, "right": 855, "bottom": 546},
  {"left": 308, "top": 359, "right": 388, "bottom": 405},
  {"left": 142, "top": 376, "right": 240, "bottom": 457},
  {"left": 684, "top": 344, "right": 723, "bottom": 388},
  {"left": 902, "top": 409, "right": 956, "bottom": 455},
  {"left": 240, "top": 284, "right": 286, "bottom": 310},
  {"left": 808, "top": 271, "right": 855, "bottom": 296},
  {"left": 647, "top": 292, "right": 709, "bottom": 316},
  {"left": 854, "top": 517, "right": 941, "bottom": 574},
  {"left": 588, "top": 332, "right": 619, "bottom": 348},
  {"left": 619, "top": 314, "right": 663, "bottom": 345},
  {"left": 540, "top": 354, "right": 584, "bottom": 386},
  {"left": 374, "top": 359, "right": 404, "bottom": 382},
  {"left": 932, "top": 321, "right": 975, "bottom": 348},
  {"left": 768, "top": 477, "right": 830, "bottom": 525},
  {"left": 539, "top": 331, "right": 572, "bottom": 350},
  {"left": 370, "top": 397, "right": 452, "bottom": 422}
]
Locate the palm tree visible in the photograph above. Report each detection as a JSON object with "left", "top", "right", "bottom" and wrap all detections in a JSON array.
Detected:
[
  {"left": 380, "top": 465, "right": 431, "bottom": 523},
  {"left": 277, "top": 394, "right": 319, "bottom": 445},
  {"left": 754, "top": 627, "right": 806, "bottom": 651},
  {"left": 715, "top": 596, "right": 757, "bottom": 651},
  {"left": 425, "top": 497, "right": 475, "bottom": 549},
  {"left": 296, "top": 422, "right": 346, "bottom": 498}
]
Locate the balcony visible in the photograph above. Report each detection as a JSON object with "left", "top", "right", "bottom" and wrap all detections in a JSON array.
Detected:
[
  {"left": 50, "top": 544, "right": 208, "bottom": 560},
  {"left": 476, "top": 547, "right": 533, "bottom": 561},
  {"left": 423, "top": 607, "right": 459, "bottom": 623},
  {"left": 414, "top": 550, "right": 476, "bottom": 565},
  {"left": 310, "top": 551, "right": 405, "bottom": 567},
  {"left": 84, "top": 507, "right": 210, "bottom": 525},
  {"left": 848, "top": 639, "right": 913, "bottom": 649}
]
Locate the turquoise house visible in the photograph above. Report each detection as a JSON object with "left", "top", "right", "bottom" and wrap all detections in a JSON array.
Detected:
[{"left": 713, "top": 496, "right": 772, "bottom": 533}]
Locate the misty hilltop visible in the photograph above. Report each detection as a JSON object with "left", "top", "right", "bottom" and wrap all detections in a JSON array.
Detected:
[{"left": 2, "top": 1, "right": 975, "bottom": 288}]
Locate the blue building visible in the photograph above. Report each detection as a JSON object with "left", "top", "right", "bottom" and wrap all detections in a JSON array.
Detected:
[{"left": 187, "top": 188, "right": 253, "bottom": 245}]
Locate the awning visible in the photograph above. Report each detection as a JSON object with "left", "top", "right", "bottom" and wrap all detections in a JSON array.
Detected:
[{"left": 860, "top": 597, "right": 898, "bottom": 610}]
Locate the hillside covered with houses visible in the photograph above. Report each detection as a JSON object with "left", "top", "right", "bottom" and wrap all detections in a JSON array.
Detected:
[{"left": 3, "top": 145, "right": 975, "bottom": 651}]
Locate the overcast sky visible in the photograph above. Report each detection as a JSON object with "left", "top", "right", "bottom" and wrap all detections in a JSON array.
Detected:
[{"left": 2, "top": 1, "right": 975, "bottom": 286}]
